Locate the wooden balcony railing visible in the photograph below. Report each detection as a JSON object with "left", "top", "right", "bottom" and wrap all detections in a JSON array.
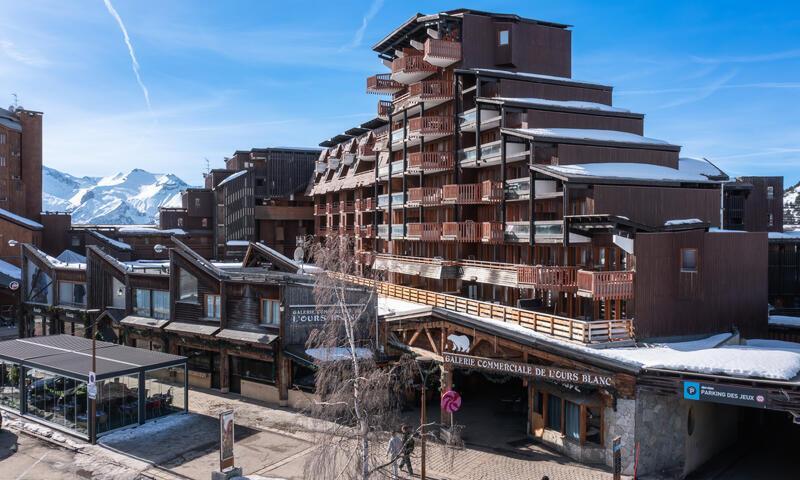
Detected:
[
  {"left": 391, "top": 55, "right": 437, "bottom": 77},
  {"left": 326, "top": 202, "right": 338, "bottom": 215},
  {"left": 442, "top": 183, "right": 482, "bottom": 204},
  {"left": 406, "top": 222, "right": 442, "bottom": 241},
  {"left": 335, "top": 273, "right": 635, "bottom": 344},
  {"left": 408, "top": 79, "right": 454, "bottom": 99},
  {"left": 481, "top": 222, "right": 504, "bottom": 244},
  {"left": 577, "top": 270, "right": 635, "bottom": 300},
  {"left": 355, "top": 197, "right": 375, "bottom": 212},
  {"left": 359, "top": 224, "right": 375, "bottom": 238},
  {"left": 314, "top": 204, "right": 327, "bottom": 216},
  {"left": 406, "top": 187, "right": 441, "bottom": 207},
  {"left": 481, "top": 180, "right": 504, "bottom": 203},
  {"left": 377, "top": 100, "right": 392, "bottom": 119},
  {"left": 356, "top": 251, "right": 375, "bottom": 266},
  {"left": 358, "top": 143, "right": 377, "bottom": 158},
  {"left": 366, "top": 73, "right": 403, "bottom": 94},
  {"left": 339, "top": 201, "right": 355, "bottom": 214},
  {"left": 407, "top": 151, "right": 454, "bottom": 172},
  {"left": 408, "top": 115, "right": 454, "bottom": 137},
  {"left": 442, "top": 221, "right": 481, "bottom": 242},
  {"left": 517, "top": 266, "right": 579, "bottom": 292},
  {"left": 339, "top": 224, "right": 355, "bottom": 235},
  {"left": 423, "top": 38, "right": 462, "bottom": 67}
]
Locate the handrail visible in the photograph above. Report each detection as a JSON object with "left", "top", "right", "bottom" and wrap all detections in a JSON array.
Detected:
[
  {"left": 442, "top": 221, "right": 481, "bottom": 242},
  {"left": 333, "top": 273, "right": 634, "bottom": 344},
  {"left": 517, "top": 265, "right": 579, "bottom": 292},
  {"left": 392, "top": 54, "right": 437, "bottom": 75},
  {"left": 406, "top": 187, "right": 442, "bottom": 206},
  {"left": 374, "top": 253, "right": 455, "bottom": 266},
  {"left": 408, "top": 116, "right": 454, "bottom": 136},
  {"left": 481, "top": 222, "right": 504, "bottom": 244},
  {"left": 577, "top": 270, "right": 635, "bottom": 300},
  {"left": 377, "top": 100, "right": 392, "bottom": 118},
  {"left": 406, "top": 222, "right": 443, "bottom": 241},
  {"left": 407, "top": 151, "right": 454, "bottom": 171},
  {"left": 481, "top": 180, "right": 504, "bottom": 203},
  {"left": 423, "top": 38, "right": 462, "bottom": 61},
  {"left": 409, "top": 79, "right": 453, "bottom": 98},
  {"left": 367, "top": 73, "right": 403, "bottom": 93},
  {"left": 442, "top": 183, "right": 482, "bottom": 203}
]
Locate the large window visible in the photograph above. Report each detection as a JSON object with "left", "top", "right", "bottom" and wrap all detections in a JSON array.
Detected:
[
  {"left": 95, "top": 374, "right": 139, "bottom": 435},
  {"left": 534, "top": 389, "right": 603, "bottom": 447},
  {"left": 26, "top": 260, "right": 53, "bottom": 305},
  {"left": 58, "top": 281, "right": 86, "bottom": 308},
  {"left": 134, "top": 289, "right": 170, "bottom": 319},
  {"left": 0, "top": 361, "right": 21, "bottom": 410},
  {"left": 25, "top": 368, "right": 88, "bottom": 435},
  {"left": 205, "top": 294, "right": 221, "bottom": 319},
  {"left": 144, "top": 366, "right": 187, "bottom": 421},
  {"left": 260, "top": 299, "right": 280, "bottom": 325},
  {"left": 498, "top": 29, "right": 509, "bottom": 46},
  {"left": 178, "top": 269, "right": 198, "bottom": 303}
]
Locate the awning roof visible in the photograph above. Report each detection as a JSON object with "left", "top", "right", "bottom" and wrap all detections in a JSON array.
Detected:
[
  {"left": 120, "top": 315, "right": 169, "bottom": 330},
  {"left": 216, "top": 329, "right": 278, "bottom": 345},
  {"left": 164, "top": 321, "right": 220, "bottom": 336},
  {"left": 0, "top": 335, "right": 186, "bottom": 381}
]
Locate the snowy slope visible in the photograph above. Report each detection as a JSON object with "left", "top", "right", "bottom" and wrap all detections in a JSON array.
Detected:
[
  {"left": 43, "top": 166, "right": 191, "bottom": 225},
  {"left": 786, "top": 181, "right": 799, "bottom": 230}
]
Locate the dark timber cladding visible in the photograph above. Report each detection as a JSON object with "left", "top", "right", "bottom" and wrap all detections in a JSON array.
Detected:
[{"left": 593, "top": 185, "right": 722, "bottom": 228}]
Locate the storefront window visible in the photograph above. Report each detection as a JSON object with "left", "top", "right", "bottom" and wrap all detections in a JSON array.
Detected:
[
  {"left": 144, "top": 366, "right": 186, "bottom": 421},
  {"left": 565, "top": 401, "right": 580, "bottom": 441},
  {"left": 25, "top": 368, "right": 88, "bottom": 434},
  {"left": 0, "top": 361, "right": 21, "bottom": 410},
  {"left": 239, "top": 358, "right": 275, "bottom": 384},
  {"left": 546, "top": 394, "right": 561, "bottom": 430},
  {"left": 95, "top": 374, "right": 139, "bottom": 435},
  {"left": 535, "top": 389, "right": 604, "bottom": 447}
]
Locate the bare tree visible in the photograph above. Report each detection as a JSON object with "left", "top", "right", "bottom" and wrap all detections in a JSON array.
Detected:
[{"left": 302, "top": 235, "right": 417, "bottom": 480}]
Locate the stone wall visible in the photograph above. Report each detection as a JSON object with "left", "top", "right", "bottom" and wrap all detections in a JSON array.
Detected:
[
  {"left": 605, "top": 398, "right": 637, "bottom": 475},
  {"left": 633, "top": 391, "right": 686, "bottom": 476}
]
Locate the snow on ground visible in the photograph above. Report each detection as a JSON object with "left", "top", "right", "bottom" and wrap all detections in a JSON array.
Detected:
[
  {"left": 769, "top": 315, "right": 800, "bottom": 328},
  {"left": 769, "top": 231, "right": 800, "bottom": 240},
  {"left": 98, "top": 412, "right": 195, "bottom": 443}
]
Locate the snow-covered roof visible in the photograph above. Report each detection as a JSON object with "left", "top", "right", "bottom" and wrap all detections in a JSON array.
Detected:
[
  {"left": 90, "top": 231, "right": 133, "bottom": 251},
  {"left": 534, "top": 157, "right": 728, "bottom": 185},
  {"left": 378, "top": 296, "right": 432, "bottom": 317},
  {"left": 305, "top": 347, "right": 373, "bottom": 362},
  {"left": 769, "top": 315, "right": 800, "bottom": 328},
  {"left": 216, "top": 169, "right": 248, "bottom": 188},
  {"left": 0, "top": 207, "right": 43, "bottom": 230},
  {"left": 664, "top": 218, "right": 703, "bottom": 226},
  {"left": 56, "top": 250, "right": 86, "bottom": 264},
  {"left": 0, "top": 259, "right": 21, "bottom": 280},
  {"left": 468, "top": 68, "right": 607, "bottom": 89},
  {"left": 504, "top": 127, "right": 678, "bottom": 148},
  {"left": 768, "top": 231, "right": 800, "bottom": 241},
  {"left": 0, "top": 107, "right": 21, "bottom": 132},
  {"left": 226, "top": 240, "right": 250, "bottom": 247},
  {"left": 489, "top": 97, "right": 632, "bottom": 114},
  {"left": 116, "top": 226, "right": 186, "bottom": 236}
]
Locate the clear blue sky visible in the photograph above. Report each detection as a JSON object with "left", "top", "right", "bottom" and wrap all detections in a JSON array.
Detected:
[{"left": 1, "top": 0, "right": 798, "bottom": 186}]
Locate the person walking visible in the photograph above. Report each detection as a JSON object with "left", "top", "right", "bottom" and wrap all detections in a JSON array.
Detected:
[
  {"left": 400, "top": 424, "right": 415, "bottom": 476},
  {"left": 387, "top": 429, "right": 403, "bottom": 479}
]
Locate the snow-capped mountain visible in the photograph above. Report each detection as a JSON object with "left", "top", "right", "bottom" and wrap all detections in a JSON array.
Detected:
[
  {"left": 786, "top": 181, "right": 800, "bottom": 230},
  {"left": 43, "top": 166, "right": 190, "bottom": 224}
]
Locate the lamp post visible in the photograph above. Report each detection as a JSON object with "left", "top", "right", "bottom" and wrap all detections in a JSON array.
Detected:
[{"left": 83, "top": 309, "right": 101, "bottom": 443}]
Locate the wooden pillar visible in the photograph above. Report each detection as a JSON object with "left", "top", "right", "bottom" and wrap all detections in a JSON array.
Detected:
[
  {"left": 278, "top": 353, "right": 291, "bottom": 407},
  {"left": 219, "top": 347, "right": 230, "bottom": 393}
]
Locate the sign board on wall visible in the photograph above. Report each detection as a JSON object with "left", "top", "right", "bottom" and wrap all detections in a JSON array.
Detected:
[
  {"left": 682, "top": 381, "right": 769, "bottom": 409},
  {"left": 442, "top": 352, "right": 614, "bottom": 387}
]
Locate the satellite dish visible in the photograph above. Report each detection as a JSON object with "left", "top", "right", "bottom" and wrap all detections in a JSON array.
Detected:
[{"left": 293, "top": 247, "right": 305, "bottom": 262}]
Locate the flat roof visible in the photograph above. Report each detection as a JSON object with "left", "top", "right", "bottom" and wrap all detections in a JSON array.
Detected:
[{"left": 0, "top": 335, "right": 186, "bottom": 381}]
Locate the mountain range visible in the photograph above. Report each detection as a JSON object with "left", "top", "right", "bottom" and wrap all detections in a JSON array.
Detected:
[
  {"left": 786, "top": 181, "right": 800, "bottom": 229},
  {"left": 43, "top": 166, "right": 191, "bottom": 225}
]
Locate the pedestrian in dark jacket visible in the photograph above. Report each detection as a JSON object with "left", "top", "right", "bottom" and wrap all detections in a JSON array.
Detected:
[{"left": 400, "top": 424, "right": 415, "bottom": 475}]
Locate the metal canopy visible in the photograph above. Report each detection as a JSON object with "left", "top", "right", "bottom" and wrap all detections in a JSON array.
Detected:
[{"left": 0, "top": 335, "right": 187, "bottom": 381}]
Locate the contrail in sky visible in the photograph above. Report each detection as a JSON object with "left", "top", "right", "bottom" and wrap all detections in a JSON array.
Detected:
[{"left": 102, "top": 0, "right": 151, "bottom": 111}]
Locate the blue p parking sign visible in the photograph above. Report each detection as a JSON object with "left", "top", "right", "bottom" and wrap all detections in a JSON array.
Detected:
[{"left": 683, "top": 381, "right": 700, "bottom": 400}]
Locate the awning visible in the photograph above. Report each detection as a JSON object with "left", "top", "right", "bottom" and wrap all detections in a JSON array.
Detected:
[
  {"left": 283, "top": 345, "right": 318, "bottom": 369},
  {"left": 164, "top": 321, "right": 220, "bottom": 336},
  {"left": 216, "top": 329, "right": 277, "bottom": 345},
  {"left": 120, "top": 315, "right": 169, "bottom": 330}
]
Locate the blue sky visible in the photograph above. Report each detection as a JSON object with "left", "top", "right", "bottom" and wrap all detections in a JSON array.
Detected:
[{"left": 1, "top": 0, "right": 798, "bottom": 186}]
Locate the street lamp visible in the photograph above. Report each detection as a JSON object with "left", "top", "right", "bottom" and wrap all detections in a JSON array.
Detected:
[
  {"left": 153, "top": 244, "right": 167, "bottom": 254},
  {"left": 8, "top": 239, "right": 18, "bottom": 248}
]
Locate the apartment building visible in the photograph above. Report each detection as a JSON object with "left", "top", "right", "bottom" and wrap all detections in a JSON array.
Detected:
[{"left": 0, "top": 106, "right": 42, "bottom": 222}]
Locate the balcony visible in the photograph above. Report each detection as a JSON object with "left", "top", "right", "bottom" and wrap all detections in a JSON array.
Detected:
[
  {"left": 441, "top": 184, "right": 482, "bottom": 204},
  {"left": 481, "top": 222, "right": 504, "bottom": 244},
  {"left": 366, "top": 73, "right": 404, "bottom": 94},
  {"left": 377, "top": 100, "right": 392, "bottom": 120},
  {"left": 423, "top": 38, "right": 462, "bottom": 67},
  {"left": 517, "top": 266, "right": 579, "bottom": 292},
  {"left": 460, "top": 140, "right": 527, "bottom": 167},
  {"left": 378, "top": 160, "right": 404, "bottom": 179},
  {"left": 377, "top": 192, "right": 406, "bottom": 209},
  {"left": 407, "top": 151, "right": 454, "bottom": 173},
  {"left": 442, "top": 221, "right": 481, "bottom": 242},
  {"left": 460, "top": 259, "right": 518, "bottom": 288},
  {"left": 481, "top": 180, "right": 503, "bottom": 203},
  {"left": 408, "top": 115, "right": 453, "bottom": 139},
  {"left": 406, "top": 222, "right": 442, "bottom": 241},
  {"left": 391, "top": 54, "right": 437, "bottom": 84},
  {"left": 314, "top": 204, "right": 327, "bottom": 216},
  {"left": 373, "top": 253, "right": 459, "bottom": 280},
  {"left": 356, "top": 250, "right": 375, "bottom": 266},
  {"left": 577, "top": 270, "right": 635, "bottom": 300},
  {"left": 358, "top": 142, "right": 377, "bottom": 159},
  {"left": 326, "top": 202, "right": 338, "bottom": 215},
  {"left": 406, "top": 79, "right": 454, "bottom": 106},
  {"left": 406, "top": 187, "right": 441, "bottom": 207},
  {"left": 315, "top": 162, "right": 327, "bottom": 173},
  {"left": 339, "top": 201, "right": 355, "bottom": 214},
  {"left": 355, "top": 197, "right": 375, "bottom": 212},
  {"left": 342, "top": 153, "right": 355, "bottom": 166},
  {"left": 359, "top": 224, "right": 375, "bottom": 238},
  {"left": 339, "top": 224, "right": 355, "bottom": 236},
  {"left": 377, "top": 224, "right": 406, "bottom": 239}
]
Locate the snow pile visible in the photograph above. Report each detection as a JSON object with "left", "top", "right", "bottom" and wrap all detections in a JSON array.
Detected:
[
  {"left": 785, "top": 181, "right": 799, "bottom": 228},
  {"left": 56, "top": 249, "right": 87, "bottom": 264},
  {"left": 769, "top": 315, "right": 800, "bottom": 328},
  {"left": 664, "top": 218, "right": 703, "bottom": 226},
  {"left": 43, "top": 166, "right": 193, "bottom": 225},
  {"left": 508, "top": 127, "right": 674, "bottom": 147},
  {"left": 540, "top": 158, "right": 726, "bottom": 184},
  {"left": 769, "top": 231, "right": 800, "bottom": 240},
  {"left": 494, "top": 97, "right": 631, "bottom": 113},
  {"left": 90, "top": 231, "right": 133, "bottom": 251},
  {"left": 117, "top": 226, "right": 186, "bottom": 236}
]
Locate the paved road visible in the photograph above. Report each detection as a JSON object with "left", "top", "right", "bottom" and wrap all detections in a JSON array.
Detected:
[{"left": 0, "top": 430, "right": 83, "bottom": 480}]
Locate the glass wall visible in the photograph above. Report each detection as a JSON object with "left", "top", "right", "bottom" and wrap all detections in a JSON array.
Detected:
[
  {"left": 58, "top": 281, "right": 87, "bottom": 308},
  {"left": 144, "top": 366, "right": 186, "bottom": 421},
  {"left": 95, "top": 374, "right": 139, "bottom": 435},
  {"left": 0, "top": 361, "right": 21, "bottom": 410},
  {"left": 25, "top": 368, "right": 88, "bottom": 435}
]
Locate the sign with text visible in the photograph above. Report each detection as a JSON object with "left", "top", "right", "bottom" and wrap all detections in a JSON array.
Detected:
[
  {"left": 443, "top": 353, "right": 614, "bottom": 387},
  {"left": 284, "top": 304, "right": 367, "bottom": 346},
  {"left": 682, "top": 381, "right": 769, "bottom": 409},
  {"left": 219, "top": 410, "right": 235, "bottom": 470}
]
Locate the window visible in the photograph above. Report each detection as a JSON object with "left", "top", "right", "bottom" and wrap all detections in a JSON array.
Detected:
[
  {"left": 202, "top": 218, "right": 208, "bottom": 228},
  {"left": 546, "top": 394, "right": 562, "bottom": 430},
  {"left": 0, "top": 155, "right": 5, "bottom": 167},
  {"left": 133, "top": 288, "right": 169, "bottom": 319},
  {"left": 768, "top": 213, "right": 774, "bottom": 227},
  {"left": 767, "top": 186, "right": 774, "bottom": 199},
  {"left": 58, "top": 281, "right": 86, "bottom": 307},
  {"left": 178, "top": 269, "right": 198, "bottom": 303},
  {"left": 498, "top": 29, "right": 509, "bottom": 46},
  {"left": 194, "top": 198, "right": 201, "bottom": 208},
  {"left": 177, "top": 217, "right": 184, "bottom": 227},
  {"left": 153, "top": 290, "right": 170, "bottom": 319},
  {"left": 260, "top": 299, "right": 280, "bottom": 325},
  {"left": 205, "top": 294, "right": 221, "bottom": 319},
  {"left": 681, "top": 248, "right": 698, "bottom": 273},
  {"left": 134, "top": 288, "right": 151, "bottom": 317},
  {"left": 0, "top": 133, "right": 5, "bottom": 144},
  {"left": 71, "top": 235, "right": 80, "bottom": 247},
  {"left": 564, "top": 401, "right": 580, "bottom": 441}
]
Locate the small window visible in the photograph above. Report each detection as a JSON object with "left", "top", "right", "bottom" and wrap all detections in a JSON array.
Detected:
[
  {"left": 0, "top": 155, "right": 5, "bottom": 167},
  {"left": 767, "top": 186, "right": 774, "bottom": 200},
  {"left": 0, "top": 133, "right": 5, "bottom": 144},
  {"left": 58, "top": 281, "right": 86, "bottom": 307},
  {"left": 498, "top": 30, "right": 509, "bottom": 46},
  {"left": 71, "top": 235, "right": 81, "bottom": 247},
  {"left": 261, "top": 299, "right": 280, "bottom": 325},
  {"left": 201, "top": 218, "right": 208, "bottom": 228},
  {"left": 178, "top": 269, "right": 198, "bottom": 303},
  {"left": 177, "top": 217, "right": 184, "bottom": 227},
  {"left": 205, "top": 294, "right": 221, "bottom": 319},
  {"left": 194, "top": 198, "right": 201, "bottom": 208},
  {"left": 768, "top": 213, "right": 774, "bottom": 227},
  {"left": 681, "top": 248, "right": 698, "bottom": 273}
]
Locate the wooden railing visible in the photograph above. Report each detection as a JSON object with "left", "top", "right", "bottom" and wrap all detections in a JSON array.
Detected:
[
  {"left": 577, "top": 270, "right": 635, "bottom": 300},
  {"left": 339, "top": 201, "right": 355, "bottom": 214},
  {"left": 481, "top": 222, "right": 504, "bottom": 244},
  {"left": 408, "top": 115, "right": 454, "bottom": 137},
  {"left": 339, "top": 224, "right": 355, "bottom": 235},
  {"left": 481, "top": 180, "right": 504, "bottom": 203},
  {"left": 406, "top": 222, "right": 443, "bottom": 241},
  {"left": 423, "top": 38, "right": 462, "bottom": 65},
  {"left": 406, "top": 187, "right": 442, "bottom": 207},
  {"left": 314, "top": 204, "right": 327, "bottom": 215},
  {"left": 392, "top": 55, "right": 437, "bottom": 76},
  {"left": 335, "top": 273, "right": 634, "bottom": 344},
  {"left": 518, "top": 266, "right": 579, "bottom": 292},
  {"left": 408, "top": 79, "right": 453, "bottom": 99},
  {"left": 356, "top": 251, "right": 375, "bottom": 266},
  {"left": 359, "top": 224, "right": 375, "bottom": 238},
  {"left": 442, "top": 221, "right": 481, "bottom": 242},
  {"left": 358, "top": 143, "right": 377, "bottom": 158},
  {"left": 377, "top": 100, "right": 392, "bottom": 118},
  {"left": 355, "top": 197, "right": 375, "bottom": 212},
  {"left": 367, "top": 73, "right": 403, "bottom": 93},
  {"left": 326, "top": 202, "right": 338, "bottom": 215},
  {"left": 442, "top": 183, "right": 482, "bottom": 203},
  {"left": 407, "top": 151, "right": 454, "bottom": 172}
]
